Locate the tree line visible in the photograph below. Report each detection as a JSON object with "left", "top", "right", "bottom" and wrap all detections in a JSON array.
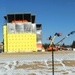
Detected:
[{"left": 43, "top": 41, "right": 75, "bottom": 49}]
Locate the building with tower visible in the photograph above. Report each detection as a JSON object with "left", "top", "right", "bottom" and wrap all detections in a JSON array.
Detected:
[{"left": 3, "top": 13, "right": 42, "bottom": 52}]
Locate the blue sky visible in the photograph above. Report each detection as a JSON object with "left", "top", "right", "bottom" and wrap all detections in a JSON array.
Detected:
[{"left": 0, "top": 0, "right": 75, "bottom": 45}]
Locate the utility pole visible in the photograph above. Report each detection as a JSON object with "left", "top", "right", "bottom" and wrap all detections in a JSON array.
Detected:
[
  {"left": 48, "top": 34, "right": 56, "bottom": 75},
  {"left": 48, "top": 33, "right": 62, "bottom": 75},
  {"left": 52, "top": 47, "right": 54, "bottom": 75},
  {"left": 50, "top": 36, "right": 56, "bottom": 75}
]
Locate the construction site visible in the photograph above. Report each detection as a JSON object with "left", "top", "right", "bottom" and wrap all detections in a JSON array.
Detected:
[
  {"left": 0, "top": 13, "right": 75, "bottom": 75},
  {"left": 1, "top": 12, "right": 75, "bottom": 53}
]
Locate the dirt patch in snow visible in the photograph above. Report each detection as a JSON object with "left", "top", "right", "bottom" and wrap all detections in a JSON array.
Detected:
[
  {"left": 15, "top": 62, "right": 47, "bottom": 70},
  {"left": 72, "top": 71, "right": 75, "bottom": 73},
  {"left": 28, "top": 73, "right": 36, "bottom": 75},
  {"left": 47, "top": 61, "right": 63, "bottom": 66},
  {"left": 62, "top": 60, "right": 75, "bottom": 66}
]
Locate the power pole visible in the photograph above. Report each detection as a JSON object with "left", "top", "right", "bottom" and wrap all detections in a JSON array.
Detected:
[{"left": 48, "top": 33, "right": 62, "bottom": 75}]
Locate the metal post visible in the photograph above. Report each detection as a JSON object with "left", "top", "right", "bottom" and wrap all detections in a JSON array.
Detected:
[
  {"left": 49, "top": 33, "right": 62, "bottom": 75},
  {"left": 52, "top": 48, "right": 54, "bottom": 75}
]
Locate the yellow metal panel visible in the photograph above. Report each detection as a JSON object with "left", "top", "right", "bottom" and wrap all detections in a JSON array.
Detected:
[
  {"left": 3, "top": 26, "right": 7, "bottom": 52},
  {"left": 7, "top": 33, "right": 37, "bottom": 52}
]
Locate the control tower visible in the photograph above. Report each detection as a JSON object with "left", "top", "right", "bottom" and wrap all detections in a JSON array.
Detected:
[{"left": 3, "top": 13, "right": 42, "bottom": 52}]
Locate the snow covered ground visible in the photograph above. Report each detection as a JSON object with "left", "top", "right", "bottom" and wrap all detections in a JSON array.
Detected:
[{"left": 0, "top": 51, "right": 75, "bottom": 75}]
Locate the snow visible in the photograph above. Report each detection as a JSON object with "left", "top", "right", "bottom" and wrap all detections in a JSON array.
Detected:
[{"left": 0, "top": 52, "right": 75, "bottom": 75}]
